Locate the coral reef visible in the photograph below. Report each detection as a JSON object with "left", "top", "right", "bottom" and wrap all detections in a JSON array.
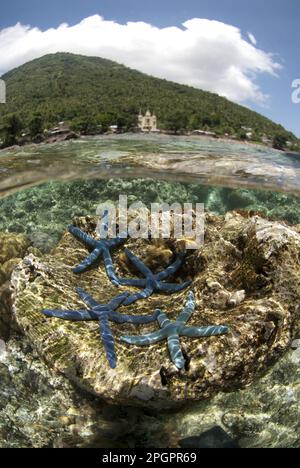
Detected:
[
  {"left": 0, "top": 337, "right": 170, "bottom": 448},
  {"left": 0, "top": 232, "right": 30, "bottom": 339},
  {"left": 2, "top": 136, "right": 300, "bottom": 447},
  {"left": 169, "top": 339, "right": 300, "bottom": 448},
  {"left": 11, "top": 212, "right": 300, "bottom": 408},
  {"left": 1, "top": 178, "right": 300, "bottom": 254}
]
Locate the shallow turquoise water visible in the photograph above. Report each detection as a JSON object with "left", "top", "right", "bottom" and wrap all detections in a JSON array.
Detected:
[
  {"left": 1, "top": 177, "right": 300, "bottom": 252},
  {"left": 1, "top": 133, "right": 300, "bottom": 197},
  {"left": 1, "top": 134, "right": 300, "bottom": 448},
  {"left": 0, "top": 134, "right": 299, "bottom": 251}
]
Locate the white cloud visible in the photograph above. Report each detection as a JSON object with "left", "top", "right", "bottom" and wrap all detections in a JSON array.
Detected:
[
  {"left": 0, "top": 15, "right": 281, "bottom": 104},
  {"left": 247, "top": 32, "right": 257, "bottom": 46}
]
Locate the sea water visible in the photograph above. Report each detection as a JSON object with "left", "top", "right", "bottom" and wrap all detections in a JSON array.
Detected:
[{"left": 0, "top": 133, "right": 300, "bottom": 448}]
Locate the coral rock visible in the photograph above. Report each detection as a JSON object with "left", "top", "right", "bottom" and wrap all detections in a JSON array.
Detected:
[
  {"left": 11, "top": 213, "right": 300, "bottom": 408},
  {"left": 0, "top": 232, "right": 30, "bottom": 339}
]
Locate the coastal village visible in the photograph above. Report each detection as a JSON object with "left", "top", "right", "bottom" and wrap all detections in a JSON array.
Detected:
[
  {"left": 39, "top": 109, "right": 281, "bottom": 149},
  {"left": 0, "top": 108, "right": 291, "bottom": 150},
  {"left": 43, "top": 110, "right": 219, "bottom": 144}
]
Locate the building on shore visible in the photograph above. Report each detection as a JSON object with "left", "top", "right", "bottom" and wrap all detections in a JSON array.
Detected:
[
  {"left": 138, "top": 109, "right": 158, "bottom": 132},
  {"left": 47, "top": 122, "right": 70, "bottom": 136},
  {"left": 191, "top": 129, "right": 217, "bottom": 138}
]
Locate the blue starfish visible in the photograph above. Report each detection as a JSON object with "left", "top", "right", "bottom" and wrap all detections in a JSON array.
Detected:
[
  {"left": 68, "top": 211, "right": 126, "bottom": 286},
  {"left": 42, "top": 288, "right": 159, "bottom": 369},
  {"left": 121, "top": 292, "right": 229, "bottom": 369},
  {"left": 117, "top": 248, "right": 192, "bottom": 305}
]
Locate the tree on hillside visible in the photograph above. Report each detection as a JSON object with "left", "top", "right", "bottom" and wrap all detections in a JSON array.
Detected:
[
  {"left": 165, "top": 112, "right": 189, "bottom": 134},
  {"left": 29, "top": 114, "right": 44, "bottom": 139},
  {"left": 0, "top": 114, "right": 23, "bottom": 147},
  {"left": 273, "top": 133, "right": 287, "bottom": 151},
  {"left": 98, "top": 113, "right": 116, "bottom": 132},
  {"left": 70, "top": 116, "right": 100, "bottom": 135},
  {"left": 116, "top": 114, "right": 137, "bottom": 131},
  {"left": 236, "top": 129, "right": 248, "bottom": 140}
]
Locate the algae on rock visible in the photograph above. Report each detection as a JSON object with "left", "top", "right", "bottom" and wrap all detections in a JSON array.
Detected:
[
  {"left": 0, "top": 337, "right": 169, "bottom": 448},
  {"left": 169, "top": 343, "right": 300, "bottom": 448},
  {"left": 0, "top": 232, "right": 30, "bottom": 339},
  {"left": 10, "top": 212, "right": 300, "bottom": 408}
]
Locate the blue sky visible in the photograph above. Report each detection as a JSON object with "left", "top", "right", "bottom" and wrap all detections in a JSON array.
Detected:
[{"left": 0, "top": 0, "right": 299, "bottom": 136}]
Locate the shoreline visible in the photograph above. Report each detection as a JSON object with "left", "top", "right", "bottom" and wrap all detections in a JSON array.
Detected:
[{"left": 0, "top": 131, "right": 286, "bottom": 155}]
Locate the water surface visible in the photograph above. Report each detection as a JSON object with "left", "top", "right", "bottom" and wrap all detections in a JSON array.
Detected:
[{"left": 1, "top": 133, "right": 300, "bottom": 197}]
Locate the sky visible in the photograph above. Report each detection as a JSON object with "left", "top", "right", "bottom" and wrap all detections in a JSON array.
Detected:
[{"left": 0, "top": 0, "right": 299, "bottom": 136}]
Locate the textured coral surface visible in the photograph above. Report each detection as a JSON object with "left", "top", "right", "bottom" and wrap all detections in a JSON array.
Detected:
[{"left": 10, "top": 213, "right": 300, "bottom": 408}]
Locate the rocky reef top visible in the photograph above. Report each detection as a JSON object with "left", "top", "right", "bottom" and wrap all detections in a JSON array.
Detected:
[
  {"left": 10, "top": 212, "right": 300, "bottom": 408},
  {"left": 0, "top": 232, "right": 30, "bottom": 339}
]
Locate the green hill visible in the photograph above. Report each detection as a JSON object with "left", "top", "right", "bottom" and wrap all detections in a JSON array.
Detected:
[{"left": 0, "top": 52, "right": 298, "bottom": 148}]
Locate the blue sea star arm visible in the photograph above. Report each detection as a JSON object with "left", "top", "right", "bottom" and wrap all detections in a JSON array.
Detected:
[
  {"left": 107, "top": 235, "right": 127, "bottom": 248},
  {"left": 159, "top": 281, "right": 192, "bottom": 293},
  {"left": 42, "top": 309, "right": 96, "bottom": 321},
  {"left": 107, "top": 292, "right": 130, "bottom": 310},
  {"left": 109, "top": 309, "right": 160, "bottom": 324},
  {"left": 94, "top": 210, "right": 110, "bottom": 237},
  {"left": 120, "top": 293, "right": 229, "bottom": 370},
  {"left": 43, "top": 288, "right": 171, "bottom": 369},
  {"left": 117, "top": 250, "right": 191, "bottom": 301},
  {"left": 68, "top": 225, "right": 98, "bottom": 248},
  {"left": 121, "top": 329, "right": 166, "bottom": 345},
  {"left": 76, "top": 287, "right": 100, "bottom": 309},
  {"left": 155, "top": 253, "right": 186, "bottom": 280},
  {"left": 157, "top": 312, "right": 171, "bottom": 328},
  {"left": 101, "top": 210, "right": 128, "bottom": 246},
  {"left": 102, "top": 247, "right": 121, "bottom": 286},
  {"left": 167, "top": 333, "right": 185, "bottom": 369},
  {"left": 72, "top": 246, "right": 103, "bottom": 274},
  {"left": 182, "top": 325, "right": 229, "bottom": 337},
  {"left": 117, "top": 278, "right": 146, "bottom": 287},
  {"left": 123, "top": 287, "right": 154, "bottom": 306},
  {"left": 124, "top": 248, "right": 153, "bottom": 276},
  {"left": 177, "top": 291, "right": 196, "bottom": 324},
  {"left": 68, "top": 218, "right": 124, "bottom": 280},
  {"left": 99, "top": 317, "right": 117, "bottom": 369}
]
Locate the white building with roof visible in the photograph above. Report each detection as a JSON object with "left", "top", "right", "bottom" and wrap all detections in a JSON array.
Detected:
[{"left": 138, "top": 110, "right": 158, "bottom": 132}]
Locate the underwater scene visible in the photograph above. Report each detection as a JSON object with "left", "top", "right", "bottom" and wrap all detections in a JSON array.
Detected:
[{"left": 1, "top": 134, "right": 300, "bottom": 448}]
